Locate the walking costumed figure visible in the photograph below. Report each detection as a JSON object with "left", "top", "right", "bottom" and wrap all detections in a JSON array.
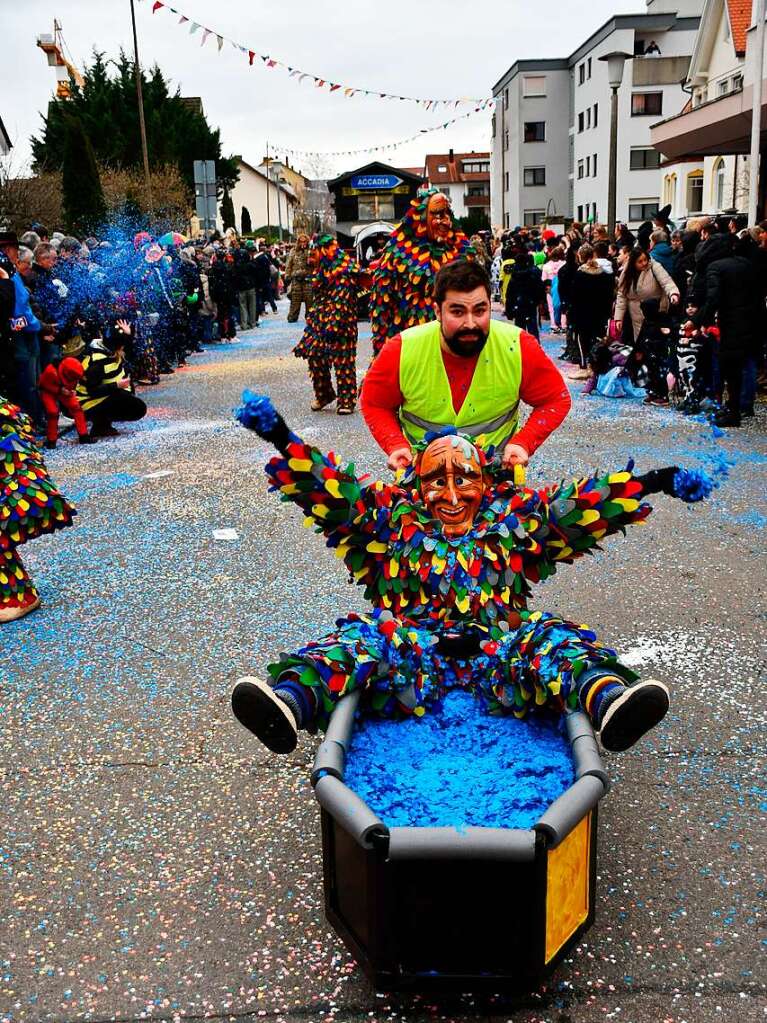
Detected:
[
  {"left": 231, "top": 393, "right": 715, "bottom": 754},
  {"left": 369, "top": 188, "right": 473, "bottom": 356},
  {"left": 293, "top": 235, "right": 360, "bottom": 415},
  {"left": 0, "top": 398, "right": 76, "bottom": 623}
]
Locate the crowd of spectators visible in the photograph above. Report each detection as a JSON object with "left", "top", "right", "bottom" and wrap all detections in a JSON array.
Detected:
[
  {"left": 489, "top": 211, "right": 767, "bottom": 428},
  {"left": 0, "top": 223, "right": 292, "bottom": 447}
]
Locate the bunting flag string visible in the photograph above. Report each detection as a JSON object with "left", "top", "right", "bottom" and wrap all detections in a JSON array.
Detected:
[
  {"left": 140, "top": 0, "right": 494, "bottom": 110},
  {"left": 271, "top": 105, "right": 490, "bottom": 159}
]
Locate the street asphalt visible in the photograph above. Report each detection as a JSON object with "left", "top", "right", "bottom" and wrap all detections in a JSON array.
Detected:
[{"left": 1, "top": 300, "right": 765, "bottom": 1023}]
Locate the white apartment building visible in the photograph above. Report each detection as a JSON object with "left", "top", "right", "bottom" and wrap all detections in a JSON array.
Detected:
[
  {"left": 491, "top": 0, "right": 704, "bottom": 230},
  {"left": 652, "top": 0, "right": 757, "bottom": 220}
]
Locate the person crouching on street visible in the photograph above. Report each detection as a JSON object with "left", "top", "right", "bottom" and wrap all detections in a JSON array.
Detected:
[
  {"left": 76, "top": 319, "right": 147, "bottom": 438},
  {"left": 38, "top": 356, "right": 96, "bottom": 448}
]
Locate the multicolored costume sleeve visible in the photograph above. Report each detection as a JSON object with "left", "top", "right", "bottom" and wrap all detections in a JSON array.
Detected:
[
  {"left": 0, "top": 398, "right": 76, "bottom": 618},
  {"left": 515, "top": 465, "right": 652, "bottom": 585},
  {"left": 369, "top": 188, "right": 473, "bottom": 355}
]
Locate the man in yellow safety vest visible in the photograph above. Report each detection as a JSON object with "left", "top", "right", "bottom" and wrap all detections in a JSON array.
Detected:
[{"left": 360, "top": 260, "right": 571, "bottom": 471}]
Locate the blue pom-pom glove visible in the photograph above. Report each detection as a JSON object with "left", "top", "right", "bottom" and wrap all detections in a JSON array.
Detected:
[
  {"left": 672, "top": 467, "right": 716, "bottom": 503},
  {"left": 637, "top": 465, "right": 715, "bottom": 504},
  {"left": 235, "top": 390, "right": 292, "bottom": 452}
]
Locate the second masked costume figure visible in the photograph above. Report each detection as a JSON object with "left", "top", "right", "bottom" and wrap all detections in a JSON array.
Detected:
[{"left": 293, "top": 235, "right": 360, "bottom": 415}]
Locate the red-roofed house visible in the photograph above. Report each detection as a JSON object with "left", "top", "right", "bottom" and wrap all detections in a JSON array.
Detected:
[
  {"left": 651, "top": 0, "right": 766, "bottom": 218},
  {"left": 423, "top": 150, "right": 490, "bottom": 223}
]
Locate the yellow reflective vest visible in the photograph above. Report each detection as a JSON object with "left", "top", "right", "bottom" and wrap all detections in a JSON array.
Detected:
[{"left": 398, "top": 319, "right": 523, "bottom": 449}]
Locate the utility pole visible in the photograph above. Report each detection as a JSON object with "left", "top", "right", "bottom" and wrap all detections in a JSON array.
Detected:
[
  {"left": 748, "top": 0, "right": 766, "bottom": 224},
  {"left": 129, "top": 0, "right": 153, "bottom": 213},
  {"left": 265, "top": 140, "right": 271, "bottom": 239}
]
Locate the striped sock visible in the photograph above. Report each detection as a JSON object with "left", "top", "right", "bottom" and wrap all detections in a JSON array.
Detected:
[
  {"left": 274, "top": 678, "right": 316, "bottom": 727},
  {"left": 578, "top": 672, "right": 626, "bottom": 728}
]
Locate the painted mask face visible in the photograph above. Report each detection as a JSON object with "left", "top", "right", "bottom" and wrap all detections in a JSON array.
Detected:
[
  {"left": 426, "top": 193, "right": 452, "bottom": 242},
  {"left": 417, "top": 436, "right": 485, "bottom": 537}
]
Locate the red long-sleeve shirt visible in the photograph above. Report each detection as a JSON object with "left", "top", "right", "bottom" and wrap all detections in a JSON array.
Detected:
[{"left": 360, "top": 331, "right": 571, "bottom": 456}]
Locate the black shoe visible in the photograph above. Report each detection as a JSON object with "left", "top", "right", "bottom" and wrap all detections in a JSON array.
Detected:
[
  {"left": 599, "top": 679, "right": 670, "bottom": 752},
  {"left": 78, "top": 433, "right": 97, "bottom": 445},
  {"left": 43, "top": 439, "right": 56, "bottom": 449},
  {"left": 231, "top": 677, "right": 298, "bottom": 753},
  {"left": 714, "top": 410, "right": 741, "bottom": 428}
]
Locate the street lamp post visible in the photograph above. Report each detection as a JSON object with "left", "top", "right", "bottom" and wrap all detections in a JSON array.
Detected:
[
  {"left": 599, "top": 51, "right": 632, "bottom": 236},
  {"left": 748, "top": 0, "right": 766, "bottom": 224}
]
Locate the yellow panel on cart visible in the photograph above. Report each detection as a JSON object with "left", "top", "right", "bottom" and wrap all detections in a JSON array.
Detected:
[{"left": 545, "top": 812, "right": 591, "bottom": 963}]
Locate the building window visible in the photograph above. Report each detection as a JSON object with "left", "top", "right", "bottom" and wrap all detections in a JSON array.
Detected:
[
  {"left": 504, "top": 171, "right": 509, "bottom": 191},
  {"left": 462, "top": 161, "right": 490, "bottom": 174},
  {"left": 718, "top": 80, "right": 729, "bottom": 97},
  {"left": 524, "top": 209, "right": 545, "bottom": 226},
  {"left": 630, "top": 147, "right": 661, "bottom": 170},
  {"left": 663, "top": 173, "right": 677, "bottom": 209},
  {"left": 437, "top": 164, "right": 448, "bottom": 173},
  {"left": 358, "top": 195, "right": 395, "bottom": 220},
  {"left": 579, "top": 64, "right": 585, "bottom": 85},
  {"left": 524, "top": 121, "right": 546, "bottom": 142},
  {"left": 504, "top": 87, "right": 509, "bottom": 108},
  {"left": 586, "top": 156, "right": 591, "bottom": 176},
  {"left": 524, "top": 166, "right": 546, "bottom": 186},
  {"left": 491, "top": 115, "right": 496, "bottom": 138},
  {"left": 588, "top": 57, "right": 592, "bottom": 79},
  {"left": 592, "top": 202, "right": 598, "bottom": 221},
  {"left": 504, "top": 128, "right": 510, "bottom": 149},
  {"left": 631, "top": 92, "right": 663, "bottom": 116},
  {"left": 504, "top": 212, "right": 510, "bottom": 228},
  {"left": 714, "top": 158, "right": 726, "bottom": 209},
  {"left": 586, "top": 107, "right": 592, "bottom": 129},
  {"left": 628, "top": 200, "right": 659, "bottom": 221},
  {"left": 577, "top": 204, "right": 584, "bottom": 221},
  {"left": 733, "top": 74, "right": 744, "bottom": 92},
  {"left": 578, "top": 111, "right": 585, "bottom": 132},
  {"left": 523, "top": 75, "right": 546, "bottom": 97},
  {"left": 578, "top": 159, "right": 585, "bottom": 179},
  {"left": 593, "top": 153, "right": 598, "bottom": 177},
  {"left": 687, "top": 171, "right": 704, "bottom": 213},
  {"left": 467, "top": 183, "right": 490, "bottom": 196},
  {"left": 593, "top": 102, "right": 598, "bottom": 127}
]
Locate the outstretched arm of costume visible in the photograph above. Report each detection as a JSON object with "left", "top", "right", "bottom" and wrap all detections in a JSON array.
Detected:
[
  {"left": 235, "top": 391, "right": 393, "bottom": 546},
  {"left": 519, "top": 462, "right": 710, "bottom": 581}
]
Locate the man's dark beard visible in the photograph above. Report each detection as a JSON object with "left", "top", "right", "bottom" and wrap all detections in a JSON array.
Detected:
[{"left": 443, "top": 328, "right": 489, "bottom": 358}]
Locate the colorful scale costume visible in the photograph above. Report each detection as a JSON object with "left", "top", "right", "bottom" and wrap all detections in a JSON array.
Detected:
[
  {"left": 254, "top": 417, "right": 659, "bottom": 731},
  {"left": 294, "top": 247, "right": 360, "bottom": 411},
  {"left": 369, "top": 189, "right": 473, "bottom": 356},
  {"left": 0, "top": 398, "right": 76, "bottom": 621}
]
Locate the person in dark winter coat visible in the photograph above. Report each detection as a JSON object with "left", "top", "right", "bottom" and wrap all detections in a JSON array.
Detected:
[
  {"left": 688, "top": 219, "right": 732, "bottom": 311},
  {"left": 688, "top": 236, "right": 763, "bottom": 427},
  {"left": 567, "top": 244, "right": 615, "bottom": 371},
  {"left": 504, "top": 252, "right": 545, "bottom": 338}
]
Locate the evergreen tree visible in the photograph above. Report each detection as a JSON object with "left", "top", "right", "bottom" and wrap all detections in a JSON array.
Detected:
[
  {"left": 221, "top": 190, "right": 236, "bottom": 231},
  {"left": 32, "top": 52, "right": 238, "bottom": 197},
  {"left": 241, "top": 206, "right": 252, "bottom": 234},
  {"left": 61, "top": 115, "right": 106, "bottom": 234}
]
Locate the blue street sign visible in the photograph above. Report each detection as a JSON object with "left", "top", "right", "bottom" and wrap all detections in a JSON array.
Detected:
[{"left": 350, "top": 173, "right": 403, "bottom": 190}]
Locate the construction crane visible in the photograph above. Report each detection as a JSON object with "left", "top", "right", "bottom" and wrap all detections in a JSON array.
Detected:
[{"left": 37, "top": 20, "right": 84, "bottom": 99}]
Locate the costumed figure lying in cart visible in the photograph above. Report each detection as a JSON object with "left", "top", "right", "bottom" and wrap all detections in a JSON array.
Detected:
[{"left": 231, "top": 394, "right": 712, "bottom": 752}]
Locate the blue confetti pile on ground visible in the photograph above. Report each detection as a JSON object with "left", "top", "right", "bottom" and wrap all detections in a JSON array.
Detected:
[{"left": 344, "top": 690, "right": 575, "bottom": 830}]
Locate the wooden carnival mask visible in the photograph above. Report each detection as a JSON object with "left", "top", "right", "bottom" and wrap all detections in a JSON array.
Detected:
[
  {"left": 425, "top": 193, "right": 453, "bottom": 243},
  {"left": 416, "top": 435, "right": 486, "bottom": 538}
]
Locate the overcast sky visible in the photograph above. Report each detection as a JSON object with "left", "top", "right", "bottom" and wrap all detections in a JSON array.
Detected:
[{"left": 6, "top": 0, "right": 643, "bottom": 178}]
